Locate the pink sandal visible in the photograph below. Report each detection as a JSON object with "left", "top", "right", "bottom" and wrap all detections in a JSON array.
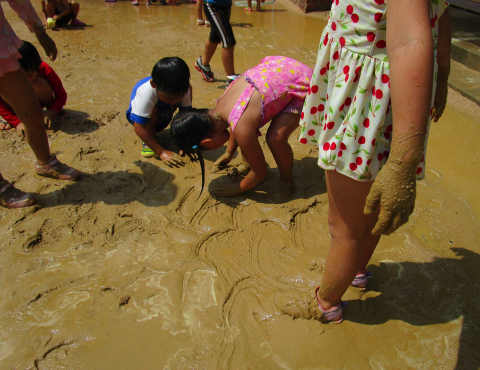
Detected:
[
  {"left": 314, "top": 287, "right": 346, "bottom": 323},
  {"left": 0, "top": 180, "right": 37, "bottom": 209},
  {"left": 70, "top": 19, "right": 85, "bottom": 26},
  {"left": 351, "top": 271, "right": 372, "bottom": 291},
  {"left": 36, "top": 154, "right": 81, "bottom": 181}
]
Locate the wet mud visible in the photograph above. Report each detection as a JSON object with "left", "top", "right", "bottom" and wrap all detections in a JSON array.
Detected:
[{"left": 2, "top": 0, "right": 480, "bottom": 368}]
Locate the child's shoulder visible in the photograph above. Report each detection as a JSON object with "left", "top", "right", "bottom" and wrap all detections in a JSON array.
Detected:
[
  {"left": 38, "top": 61, "right": 55, "bottom": 75},
  {"left": 133, "top": 76, "right": 152, "bottom": 90}
]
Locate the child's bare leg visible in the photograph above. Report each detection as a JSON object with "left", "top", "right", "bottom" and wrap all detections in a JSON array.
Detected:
[
  {"left": 0, "top": 68, "right": 50, "bottom": 165},
  {"left": 45, "top": 0, "right": 56, "bottom": 18},
  {"left": 202, "top": 41, "right": 219, "bottom": 67},
  {"left": 358, "top": 208, "right": 381, "bottom": 274},
  {"left": 316, "top": 170, "right": 380, "bottom": 313},
  {"left": 221, "top": 45, "right": 235, "bottom": 76},
  {"left": 70, "top": 1, "right": 80, "bottom": 20},
  {"left": 196, "top": 0, "right": 204, "bottom": 20},
  {"left": 266, "top": 113, "right": 300, "bottom": 182},
  {"left": 31, "top": 76, "right": 54, "bottom": 108},
  {"left": 246, "top": 0, "right": 252, "bottom": 10}
]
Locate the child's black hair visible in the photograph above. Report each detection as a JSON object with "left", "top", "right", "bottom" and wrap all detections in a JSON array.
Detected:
[
  {"left": 151, "top": 57, "right": 190, "bottom": 98},
  {"left": 171, "top": 108, "right": 211, "bottom": 197},
  {"left": 18, "top": 41, "right": 42, "bottom": 73}
]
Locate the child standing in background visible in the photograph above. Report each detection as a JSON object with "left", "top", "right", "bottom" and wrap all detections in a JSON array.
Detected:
[
  {"left": 280, "top": 0, "right": 451, "bottom": 323},
  {"left": 0, "top": 41, "right": 69, "bottom": 136},
  {"left": 245, "top": 0, "right": 263, "bottom": 12},
  {"left": 194, "top": 0, "right": 239, "bottom": 84},
  {"left": 196, "top": 0, "right": 211, "bottom": 27}
]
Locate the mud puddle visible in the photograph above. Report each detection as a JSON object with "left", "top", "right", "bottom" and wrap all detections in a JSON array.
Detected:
[{"left": 1, "top": 0, "right": 479, "bottom": 368}]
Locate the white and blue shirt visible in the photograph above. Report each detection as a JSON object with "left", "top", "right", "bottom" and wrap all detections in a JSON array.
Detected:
[{"left": 126, "top": 77, "right": 191, "bottom": 125}]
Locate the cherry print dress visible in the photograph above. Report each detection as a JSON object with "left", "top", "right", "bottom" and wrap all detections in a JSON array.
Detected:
[
  {"left": 299, "top": 0, "right": 449, "bottom": 181},
  {"left": 0, "top": 0, "right": 44, "bottom": 76}
]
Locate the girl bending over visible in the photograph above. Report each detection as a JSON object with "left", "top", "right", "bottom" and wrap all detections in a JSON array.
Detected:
[{"left": 171, "top": 56, "right": 312, "bottom": 197}]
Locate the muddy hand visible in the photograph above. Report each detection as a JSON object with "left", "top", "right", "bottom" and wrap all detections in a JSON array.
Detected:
[
  {"left": 210, "top": 151, "right": 233, "bottom": 173},
  {"left": 0, "top": 121, "right": 11, "bottom": 130},
  {"left": 160, "top": 151, "right": 185, "bottom": 167},
  {"left": 214, "top": 181, "right": 242, "bottom": 197},
  {"left": 364, "top": 160, "right": 417, "bottom": 236},
  {"left": 44, "top": 110, "right": 56, "bottom": 129},
  {"left": 16, "top": 123, "right": 26, "bottom": 138}
]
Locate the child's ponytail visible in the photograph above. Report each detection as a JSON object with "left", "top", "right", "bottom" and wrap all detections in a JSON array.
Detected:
[{"left": 171, "top": 108, "right": 211, "bottom": 198}]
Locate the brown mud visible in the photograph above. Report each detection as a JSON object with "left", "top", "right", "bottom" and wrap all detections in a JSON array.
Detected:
[{"left": 2, "top": 0, "right": 480, "bottom": 368}]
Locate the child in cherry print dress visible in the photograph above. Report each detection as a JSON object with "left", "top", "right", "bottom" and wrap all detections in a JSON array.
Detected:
[{"left": 293, "top": 0, "right": 451, "bottom": 323}]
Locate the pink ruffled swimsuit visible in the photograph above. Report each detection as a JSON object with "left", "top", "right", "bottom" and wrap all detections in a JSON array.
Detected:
[
  {"left": 219, "top": 56, "right": 313, "bottom": 133},
  {"left": 0, "top": 0, "right": 43, "bottom": 76}
]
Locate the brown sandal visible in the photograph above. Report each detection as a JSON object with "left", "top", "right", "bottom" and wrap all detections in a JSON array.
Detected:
[
  {"left": 36, "top": 154, "right": 81, "bottom": 181},
  {"left": 0, "top": 180, "right": 37, "bottom": 209}
]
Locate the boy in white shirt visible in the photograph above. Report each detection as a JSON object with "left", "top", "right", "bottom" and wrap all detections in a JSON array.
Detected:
[{"left": 126, "top": 57, "right": 192, "bottom": 166}]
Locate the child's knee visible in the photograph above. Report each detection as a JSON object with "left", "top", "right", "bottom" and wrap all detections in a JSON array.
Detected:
[
  {"left": 31, "top": 77, "right": 54, "bottom": 107},
  {"left": 266, "top": 130, "right": 287, "bottom": 149},
  {"left": 328, "top": 213, "right": 364, "bottom": 242}
]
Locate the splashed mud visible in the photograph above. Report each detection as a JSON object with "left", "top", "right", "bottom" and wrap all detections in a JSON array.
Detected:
[{"left": 1, "top": 0, "right": 479, "bottom": 368}]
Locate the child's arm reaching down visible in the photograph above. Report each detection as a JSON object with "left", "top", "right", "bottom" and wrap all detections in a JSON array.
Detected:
[
  {"left": 365, "top": 0, "right": 435, "bottom": 235},
  {"left": 38, "top": 62, "right": 67, "bottom": 126},
  {"left": 214, "top": 114, "right": 267, "bottom": 196},
  {"left": 53, "top": 0, "right": 72, "bottom": 20},
  {"left": 133, "top": 106, "right": 184, "bottom": 167}
]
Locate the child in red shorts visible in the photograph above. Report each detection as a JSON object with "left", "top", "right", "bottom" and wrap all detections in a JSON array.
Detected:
[{"left": 0, "top": 41, "right": 69, "bottom": 136}]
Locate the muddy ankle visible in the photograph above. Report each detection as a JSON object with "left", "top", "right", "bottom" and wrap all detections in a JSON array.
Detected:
[{"left": 315, "top": 289, "right": 338, "bottom": 311}]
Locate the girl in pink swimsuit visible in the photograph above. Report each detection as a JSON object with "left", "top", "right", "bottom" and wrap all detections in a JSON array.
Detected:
[{"left": 171, "top": 56, "right": 313, "bottom": 197}]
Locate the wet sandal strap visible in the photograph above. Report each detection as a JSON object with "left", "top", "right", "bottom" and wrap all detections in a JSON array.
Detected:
[{"left": 315, "top": 287, "right": 346, "bottom": 323}]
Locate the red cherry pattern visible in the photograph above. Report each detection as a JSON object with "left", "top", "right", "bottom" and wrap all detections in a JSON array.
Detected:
[{"left": 298, "top": 0, "right": 442, "bottom": 180}]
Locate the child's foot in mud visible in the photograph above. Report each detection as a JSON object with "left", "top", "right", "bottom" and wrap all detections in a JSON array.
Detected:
[
  {"left": 236, "top": 162, "right": 251, "bottom": 177},
  {"left": 213, "top": 177, "right": 242, "bottom": 197},
  {"left": 274, "top": 289, "right": 323, "bottom": 320},
  {"left": 270, "top": 180, "right": 295, "bottom": 201}
]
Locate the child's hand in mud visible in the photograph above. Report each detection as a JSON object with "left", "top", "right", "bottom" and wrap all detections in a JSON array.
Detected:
[
  {"left": 159, "top": 150, "right": 185, "bottom": 167},
  {"left": 213, "top": 180, "right": 242, "bottom": 197},
  {"left": 0, "top": 120, "right": 12, "bottom": 130},
  {"left": 210, "top": 151, "right": 233, "bottom": 173},
  {"left": 44, "top": 110, "right": 56, "bottom": 129},
  {"left": 364, "top": 159, "right": 417, "bottom": 236},
  {"left": 57, "top": 110, "right": 70, "bottom": 120},
  {"left": 16, "top": 122, "right": 26, "bottom": 138},
  {"left": 226, "top": 164, "right": 250, "bottom": 180},
  {"left": 35, "top": 29, "right": 57, "bottom": 61}
]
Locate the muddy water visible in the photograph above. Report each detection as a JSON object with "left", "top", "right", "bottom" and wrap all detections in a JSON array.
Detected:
[{"left": 1, "top": 0, "right": 480, "bottom": 368}]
